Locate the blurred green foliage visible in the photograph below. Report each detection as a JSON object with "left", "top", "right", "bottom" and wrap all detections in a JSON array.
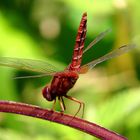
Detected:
[{"left": 0, "top": 0, "right": 140, "bottom": 140}]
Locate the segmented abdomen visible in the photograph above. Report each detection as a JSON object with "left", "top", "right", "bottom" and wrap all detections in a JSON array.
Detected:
[{"left": 68, "top": 12, "right": 87, "bottom": 71}]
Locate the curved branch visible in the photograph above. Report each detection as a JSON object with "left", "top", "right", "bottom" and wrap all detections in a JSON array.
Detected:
[{"left": 0, "top": 100, "right": 127, "bottom": 140}]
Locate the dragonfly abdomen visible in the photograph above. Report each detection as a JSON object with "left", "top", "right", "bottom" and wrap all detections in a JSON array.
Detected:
[{"left": 68, "top": 12, "right": 87, "bottom": 72}]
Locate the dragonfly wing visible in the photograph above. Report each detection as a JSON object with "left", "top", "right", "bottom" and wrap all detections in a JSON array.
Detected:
[
  {"left": 13, "top": 73, "right": 56, "bottom": 79},
  {"left": 0, "top": 57, "right": 59, "bottom": 74},
  {"left": 83, "top": 29, "right": 111, "bottom": 54},
  {"left": 80, "top": 44, "right": 136, "bottom": 74}
]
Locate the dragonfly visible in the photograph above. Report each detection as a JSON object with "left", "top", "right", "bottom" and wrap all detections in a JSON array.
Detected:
[{"left": 0, "top": 12, "right": 135, "bottom": 117}]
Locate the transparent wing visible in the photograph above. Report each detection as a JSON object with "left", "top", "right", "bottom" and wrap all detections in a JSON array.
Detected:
[
  {"left": 13, "top": 73, "right": 55, "bottom": 79},
  {"left": 80, "top": 44, "right": 136, "bottom": 74},
  {"left": 0, "top": 57, "right": 60, "bottom": 74},
  {"left": 83, "top": 29, "right": 111, "bottom": 54}
]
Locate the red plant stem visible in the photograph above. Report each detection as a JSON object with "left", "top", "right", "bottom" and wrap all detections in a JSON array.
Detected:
[{"left": 0, "top": 100, "right": 127, "bottom": 140}]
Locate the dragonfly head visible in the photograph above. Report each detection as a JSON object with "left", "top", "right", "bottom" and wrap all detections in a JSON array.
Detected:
[{"left": 42, "top": 86, "right": 55, "bottom": 101}]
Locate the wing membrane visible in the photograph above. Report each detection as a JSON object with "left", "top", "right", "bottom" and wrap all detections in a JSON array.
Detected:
[
  {"left": 13, "top": 73, "right": 55, "bottom": 79},
  {"left": 0, "top": 57, "right": 59, "bottom": 74},
  {"left": 83, "top": 29, "right": 111, "bottom": 54},
  {"left": 80, "top": 44, "right": 136, "bottom": 74}
]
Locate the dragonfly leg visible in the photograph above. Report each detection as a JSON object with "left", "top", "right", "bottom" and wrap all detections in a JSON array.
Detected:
[
  {"left": 58, "top": 96, "right": 65, "bottom": 113},
  {"left": 64, "top": 95, "right": 85, "bottom": 118},
  {"left": 61, "top": 97, "right": 66, "bottom": 110},
  {"left": 51, "top": 98, "right": 56, "bottom": 111}
]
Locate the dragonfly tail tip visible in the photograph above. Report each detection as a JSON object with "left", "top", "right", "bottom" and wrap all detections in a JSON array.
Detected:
[{"left": 83, "top": 12, "right": 87, "bottom": 17}]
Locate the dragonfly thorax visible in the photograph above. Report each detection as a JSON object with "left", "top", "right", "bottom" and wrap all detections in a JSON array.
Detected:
[{"left": 42, "top": 71, "right": 79, "bottom": 102}]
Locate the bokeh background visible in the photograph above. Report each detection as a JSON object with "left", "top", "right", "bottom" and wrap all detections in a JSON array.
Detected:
[{"left": 0, "top": 0, "right": 140, "bottom": 140}]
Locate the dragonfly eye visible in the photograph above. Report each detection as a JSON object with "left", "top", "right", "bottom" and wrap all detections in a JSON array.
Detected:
[{"left": 42, "top": 86, "right": 54, "bottom": 101}]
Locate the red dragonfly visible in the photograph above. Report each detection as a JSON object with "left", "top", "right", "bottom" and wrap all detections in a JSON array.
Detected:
[{"left": 0, "top": 12, "right": 135, "bottom": 116}]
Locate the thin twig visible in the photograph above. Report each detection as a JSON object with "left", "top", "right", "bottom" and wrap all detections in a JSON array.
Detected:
[{"left": 0, "top": 100, "right": 127, "bottom": 140}]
